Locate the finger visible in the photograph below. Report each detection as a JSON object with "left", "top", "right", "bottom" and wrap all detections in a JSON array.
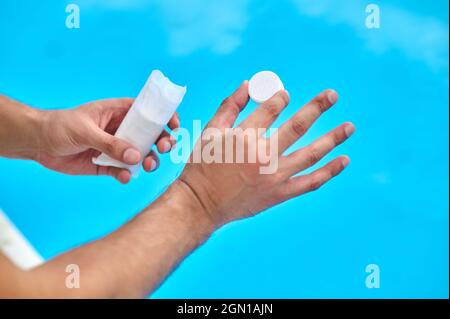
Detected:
[
  {"left": 282, "top": 122, "right": 355, "bottom": 177},
  {"left": 273, "top": 89, "right": 338, "bottom": 154},
  {"left": 96, "top": 165, "right": 131, "bottom": 184},
  {"left": 96, "top": 97, "right": 135, "bottom": 109},
  {"left": 142, "top": 150, "right": 160, "bottom": 172},
  {"left": 156, "top": 131, "right": 175, "bottom": 154},
  {"left": 239, "top": 90, "right": 289, "bottom": 132},
  {"left": 88, "top": 128, "right": 141, "bottom": 165},
  {"left": 95, "top": 99, "right": 135, "bottom": 136},
  {"left": 207, "top": 81, "right": 250, "bottom": 129},
  {"left": 168, "top": 112, "right": 180, "bottom": 131},
  {"left": 280, "top": 155, "right": 349, "bottom": 200}
]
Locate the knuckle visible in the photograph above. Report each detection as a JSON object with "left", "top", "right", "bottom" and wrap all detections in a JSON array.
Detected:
[
  {"left": 329, "top": 166, "right": 339, "bottom": 177},
  {"left": 331, "top": 161, "right": 344, "bottom": 175},
  {"left": 271, "top": 171, "right": 285, "bottom": 186},
  {"left": 331, "top": 132, "right": 341, "bottom": 146},
  {"left": 331, "top": 127, "right": 347, "bottom": 146},
  {"left": 221, "top": 96, "right": 233, "bottom": 107},
  {"left": 104, "top": 140, "right": 115, "bottom": 155},
  {"left": 308, "top": 177, "right": 323, "bottom": 191},
  {"left": 106, "top": 138, "right": 121, "bottom": 156},
  {"left": 324, "top": 170, "right": 334, "bottom": 181},
  {"left": 306, "top": 146, "right": 322, "bottom": 166},
  {"left": 262, "top": 99, "right": 282, "bottom": 119},
  {"left": 330, "top": 127, "right": 348, "bottom": 148},
  {"left": 338, "top": 126, "right": 349, "bottom": 143},
  {"left": 107, "top": 167, "right": 117, "bottom": 178},
  {"left": 313, "top": 93, "right": 330, "bottom": 113},
  {"left": 228, "top": 104, "right": 240, "bottom": 119},
  {"left": 278, "top": 90, "right": 290, "bottom": 105},
  {"left": 285, "top": 178, "right": 298, "bottom": 194},
  {"left": 290, "top": 117, "right": 308, "bottom": 137}
]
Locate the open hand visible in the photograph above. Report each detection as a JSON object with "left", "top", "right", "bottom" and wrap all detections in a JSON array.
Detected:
[{"left": 178, "top": 81, "right": 354, "bottom": 228}]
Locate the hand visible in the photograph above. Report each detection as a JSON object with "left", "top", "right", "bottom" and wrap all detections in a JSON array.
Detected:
[
  {"left": 36, "top": 98, "right": 179, "bottom": 183},
  {"left": 178, "top": 81, "right": 355, "bottom": 228}
]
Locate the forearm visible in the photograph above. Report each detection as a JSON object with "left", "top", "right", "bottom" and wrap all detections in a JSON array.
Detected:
[
  {"left": 16, "top": 181, "right": 214, "bottom": 298},
  {"left": 0, "top": 95, "right": 43, "bottom": 160}
]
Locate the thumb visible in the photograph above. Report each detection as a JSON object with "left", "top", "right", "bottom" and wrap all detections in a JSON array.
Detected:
[{"left": 89, "top": 128, "right": 141, "bottom": 165}]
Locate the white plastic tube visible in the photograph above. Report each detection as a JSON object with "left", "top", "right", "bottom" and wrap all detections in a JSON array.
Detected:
[{"left": 93, "top": 70, "right": 186, "bottom": 175}]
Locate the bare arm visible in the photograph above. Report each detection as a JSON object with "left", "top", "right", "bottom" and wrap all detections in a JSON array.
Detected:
[
  {"left": 0, "top": 81, "right": 354, "bottom": 298},
  {"left": 0, "top": 95, "right": 42, "bottom": 160},
  {"left": 0, "top": 181, "right": 212, "bottom": 298}
]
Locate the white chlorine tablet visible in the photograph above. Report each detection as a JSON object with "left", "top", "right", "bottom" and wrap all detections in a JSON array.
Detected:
[{"left": 248, "top": 71, "right": 284, "bottom": 104}]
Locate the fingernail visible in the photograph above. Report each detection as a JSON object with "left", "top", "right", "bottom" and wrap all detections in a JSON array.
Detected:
[
  {"left": 123, "top": 148, "right": 140, "bottom": 163},
  {"left": 118, "top": 171, "right": 130, "bottom": 184},
  {"left": 342, "top": 156, "right": 350, "bottom": 168},
  {"left": 161, "top": 141, "right": 172, "bottom": 153},
  {"left": 150, "top": 159, "right": 157, "bottom": 171},
  {"left": 327, "top": 90, "right": 338, "bottom": 104},
  {"left": 344, "top": 123, "right": 355, "bottom": 137}
]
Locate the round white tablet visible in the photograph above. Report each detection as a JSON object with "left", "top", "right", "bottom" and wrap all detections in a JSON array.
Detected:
[{"left": 248, "top": 71, "right": 284, "bottom": 104}]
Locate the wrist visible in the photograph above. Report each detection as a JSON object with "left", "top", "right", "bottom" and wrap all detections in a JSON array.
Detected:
[
  {"left": 0, "top": 96, "right": 46, "bottom": 160},
  {"left": 23, "top": 107, "right": 46, "bottom": 161},
  {"left": 169, "top": 180, "right": 218, "bottom": 243},
  {"left": 141, "top": 180, "right": 218, "bottom": 247}
]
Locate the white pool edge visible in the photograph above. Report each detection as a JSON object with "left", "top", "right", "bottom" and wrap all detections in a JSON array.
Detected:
[{"left": 0, "top": 208, "right": 44, "bottom": 270}]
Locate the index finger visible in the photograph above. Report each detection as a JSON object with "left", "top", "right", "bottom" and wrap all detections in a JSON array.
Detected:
[
  {"left": 168, "top": 112, "right": 180, "bottom": 130},
  {"left": 207, "top": 81, "right": 250, "bottom": 130},
  {"left": 94, "top": 97, "right": 135, "bottom": 111}
]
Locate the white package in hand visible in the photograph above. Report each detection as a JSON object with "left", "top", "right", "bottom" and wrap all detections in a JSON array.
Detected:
[{"left": 93, "top": 70, "right": 186, "bottom": 175}]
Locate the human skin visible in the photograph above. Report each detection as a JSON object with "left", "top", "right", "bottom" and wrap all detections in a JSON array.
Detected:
[
  {"left": 0, "top": 82, "right": 355, "bottom": 298},
  {"left": 0, "top": 95, "right": 180, "bottom": 183}
]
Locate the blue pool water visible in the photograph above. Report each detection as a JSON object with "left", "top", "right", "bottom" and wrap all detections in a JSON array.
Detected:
[{"left": 0, "top": 0, "right": 448, "bottom": 298}]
